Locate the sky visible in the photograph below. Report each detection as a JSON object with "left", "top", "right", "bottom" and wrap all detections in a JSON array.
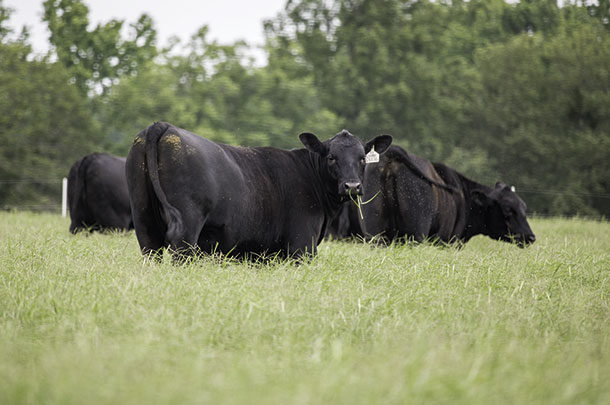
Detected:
[{"left": 5, "top": 0, "right": 287, "bottom": 62}]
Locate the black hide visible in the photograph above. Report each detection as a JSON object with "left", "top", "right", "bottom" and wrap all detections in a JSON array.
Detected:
[
  {"left": 68, "top": 153, "right": 132, "bottom": 233},
  {"left": 328, "top": 145, "right": 536, "bottom": 247},
  {"left": 126, "top": 122, "right": 392, "bottom": 259}
]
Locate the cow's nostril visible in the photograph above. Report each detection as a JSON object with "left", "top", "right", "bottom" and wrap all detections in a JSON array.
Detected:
[
  {"left": 343, "top": 181, "right": 362, "bottom": 195},
  {"left": 527, "top": 234, "right": 536, "bottom": 243}
]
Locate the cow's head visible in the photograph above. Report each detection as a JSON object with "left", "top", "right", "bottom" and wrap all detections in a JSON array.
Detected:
[
  {"left": 471, "top": 182, "right": 536, "bottom": 247},
  {"left": 300, "top": 130, "right": 392, "bottom": 200}
]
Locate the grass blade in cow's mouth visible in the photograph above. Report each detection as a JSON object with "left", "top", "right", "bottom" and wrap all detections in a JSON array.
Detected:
[{"left": 349, "top": 189, "right": 380, "bottom": 220}]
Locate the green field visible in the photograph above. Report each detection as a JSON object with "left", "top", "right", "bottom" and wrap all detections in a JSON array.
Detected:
[{"left": 0, "top": 212, "right": 608, "bottom": 404}]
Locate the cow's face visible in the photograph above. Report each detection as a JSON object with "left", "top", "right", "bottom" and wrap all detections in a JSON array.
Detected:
[
  {"left": 300, "top": 130, "right": 392, "bottom": 199},
  {"left": 472, "top": 182, "right": 536, "bottom": 247}
]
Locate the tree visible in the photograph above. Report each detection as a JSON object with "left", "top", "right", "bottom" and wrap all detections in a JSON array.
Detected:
[
  {"left": 0, "top": 39, "right": 102, "bottom": 209},
  {"left": 265, "top": 0, "right": 610, "bottom": 215},
  {"left": 43, "top": 0, "right": 157, "bottom": 95},
  {"left": 2, "top": 0, "right": 608, "bottom": 216},
  {"left": 474, "top": 20, "right": 610, "bottom": 215},
  {"left": 0, "top": 0, "right": 12, "bottom": 40}
]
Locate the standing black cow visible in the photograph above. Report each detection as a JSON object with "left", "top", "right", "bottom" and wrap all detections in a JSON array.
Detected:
[
  {"left": 330, "top": 145, "right": 535, "bottom": 247},
  {"left": 68, "top": 153, "right": 133, "bottom": 233},
  {"left": 126, "top": 122, "right": 392, "bottom": 259}
]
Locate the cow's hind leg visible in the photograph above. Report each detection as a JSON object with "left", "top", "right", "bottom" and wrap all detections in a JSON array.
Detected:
[
  {"left": 167, "top": 213, "right": 205, "bottom": 264},
  {"left": 127, "top": 147, "right": 167, "bottom": 261},
  {"left": 132, "top": 205, "right": 166, "bottom": 262}
]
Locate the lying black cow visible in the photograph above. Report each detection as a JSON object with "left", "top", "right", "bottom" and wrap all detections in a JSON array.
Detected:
[
  {"left": 67, "top": 153, "right": 133, "bottom": 233},
  {"left": 126, "top": 122, "right": 392, "bottom": 259},
  {"left": 329, "top": 145, "right": 535, "bottom": 247}
]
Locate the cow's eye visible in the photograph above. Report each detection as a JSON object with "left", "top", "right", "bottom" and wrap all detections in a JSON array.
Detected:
[
  {"left": 327, "top": 155, "right": 336, "bottom": 163},
  {"left": 360, "top": 157, "right": 366, "bottom": 164}
]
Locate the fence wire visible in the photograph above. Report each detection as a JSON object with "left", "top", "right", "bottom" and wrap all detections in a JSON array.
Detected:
[
  {"left": 0, "top": 179, "right": 63, "bottom": 184},
  {"left": 1, "top": 178, "right": 608, "bottom": 219}
]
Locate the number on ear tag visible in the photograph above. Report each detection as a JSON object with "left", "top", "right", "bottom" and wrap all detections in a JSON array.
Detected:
[{"left": 365, "top": 146, "right": 379, "bottom": 164}]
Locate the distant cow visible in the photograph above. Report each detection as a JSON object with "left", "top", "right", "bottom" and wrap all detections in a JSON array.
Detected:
[
  {"left": 67, "top": 153, "right": 133, "bottom": 233},
  {"left": 126, "top": 122, "right": 392, "bottom": 259},
  {"left": 329, "top": 145, "right": 535, "bottom": 247}
]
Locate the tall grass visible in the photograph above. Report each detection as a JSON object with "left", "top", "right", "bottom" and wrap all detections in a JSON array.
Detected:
[{"left": 0, "top": 212, "right": 608, "bottom": 404}]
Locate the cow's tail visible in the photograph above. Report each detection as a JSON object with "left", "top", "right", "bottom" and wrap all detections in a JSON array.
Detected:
[
  {"left": 143, "top": 122, "right": 184, "bottom": 243},
  {"left": 385, "top": 147, "right": 457, "bottom": 193},
  {"left": 67, "top": 153, "right": 94, "bottom": 233}
]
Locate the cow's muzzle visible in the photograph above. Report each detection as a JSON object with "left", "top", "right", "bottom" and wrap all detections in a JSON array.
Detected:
[
  {"left": 516, "top": 233, "right": 536, "bottom": 248},
  {"left": 341, "top": 181, "right": 362, "bottom": 196}
]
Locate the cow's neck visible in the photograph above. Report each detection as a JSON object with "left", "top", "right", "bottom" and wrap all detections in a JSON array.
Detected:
[
  {"left": 462, "top": 201, "right": 486, "bottom": 242},
  {"left": 459, "top": 178, "right": 491, "bottom": 242},
  {"left": 304, "top": 151, "right": 344, "bottom": 217}
]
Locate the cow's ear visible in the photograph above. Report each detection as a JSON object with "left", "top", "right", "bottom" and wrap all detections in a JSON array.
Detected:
[
  {"left": 471, "top": 189, "right": 492, "bottom": 208},
  {"left": 365, "top": 135, "right": 393, "bottom": 155},
  {"left": 299, "top": 132, "right": 326, "bottom": 155},
  {"left": 495, "top": 181, "right": 508, "bottom": 189}
]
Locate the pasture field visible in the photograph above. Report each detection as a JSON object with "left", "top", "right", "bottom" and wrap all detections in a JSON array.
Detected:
[{"left": 0, "top": 212, "right": 608, "bottom": 404}]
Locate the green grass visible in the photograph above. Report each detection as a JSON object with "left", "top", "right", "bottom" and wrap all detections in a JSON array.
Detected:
[{"left": 0, "top": 212, "right": 608, "bottom": 404}]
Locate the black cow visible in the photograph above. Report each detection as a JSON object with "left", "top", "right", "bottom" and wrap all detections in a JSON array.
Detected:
[
  {"left": 67, "top": 153, "right": 133, "bottom": 233},
  {"left": 126, "top": 122, "right": 392, "bottom": 259},
  {"left": 329, "top": 145, "right": 535, "bottom": 247}
]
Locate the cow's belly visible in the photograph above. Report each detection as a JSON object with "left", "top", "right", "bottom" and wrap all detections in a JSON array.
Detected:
[{"left": 197, "top": 215, "right": 284, "bottom": 257}]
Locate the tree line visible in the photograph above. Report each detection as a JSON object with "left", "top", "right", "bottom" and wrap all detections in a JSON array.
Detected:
[{"left": 1, "top": 0, "right": 608, "bottom": 216}]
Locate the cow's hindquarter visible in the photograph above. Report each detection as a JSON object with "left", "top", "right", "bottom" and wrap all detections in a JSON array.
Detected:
[
  {"left": 154, "top": 130, "right": 232, "bottom": 255},
  {"left": 126, "top": 135, "right": 167, "bottom": 256}
]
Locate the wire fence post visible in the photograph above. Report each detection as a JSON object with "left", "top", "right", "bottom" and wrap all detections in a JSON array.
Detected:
[{"left": 62, "top": 177, "right": 68, "bottom": 218}]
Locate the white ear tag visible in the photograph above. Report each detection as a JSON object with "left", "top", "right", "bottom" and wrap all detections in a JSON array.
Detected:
[
  {"left": 510, "top": 186, "right": 516, "bottom": 192},
  {"left": 365, "top": 146, "right": 379, "bottom": 164}
]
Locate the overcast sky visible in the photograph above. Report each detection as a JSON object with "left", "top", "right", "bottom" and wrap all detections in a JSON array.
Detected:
[{"left": 5, "top": 0, "right": 286, "bottom": 60}]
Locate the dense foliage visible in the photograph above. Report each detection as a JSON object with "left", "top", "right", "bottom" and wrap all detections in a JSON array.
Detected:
[{"left": 0, "top": 0, "right": 608, "bottom": 215}]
